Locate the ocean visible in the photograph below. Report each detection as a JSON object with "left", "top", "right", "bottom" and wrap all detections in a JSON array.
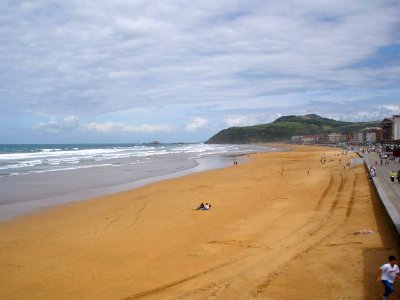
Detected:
[{"left": 0, "top": 143, "right": 278, "bottom": 221}]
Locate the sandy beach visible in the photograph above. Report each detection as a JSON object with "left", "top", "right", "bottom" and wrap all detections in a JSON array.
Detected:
[{"left": 0, "top": 145, "right": 398, "bottom": 299}]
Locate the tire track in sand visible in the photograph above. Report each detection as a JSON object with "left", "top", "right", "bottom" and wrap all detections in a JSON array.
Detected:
[
  {"left": 124, "top": 172, "right": 347, "bottom": 299},
  {"left": 119, "top": 169, "right": 356, "bottom": 300},
  {"left": 126, "top": 202, "right": 148, "bottom": 229},
  {"left": 120, "top": 260, "right": 235, "bottom": 300},
  {"left": 248, "top": 171, "right": 355, "bottom": 298},
  {"left": 173, "top": 171, "right": 351, "bottom": 300}
]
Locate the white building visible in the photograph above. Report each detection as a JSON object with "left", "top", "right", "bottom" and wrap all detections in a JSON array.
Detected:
[
  {"left": 291, "top": 136, "right": 303, "bottom": 143},
  {"left": 327, "top": 133, "right": 342, "bottom": 143},
  {"left": 365, "top": 131, "right": 376, "bottom": 143},
  {"left": 393, "top": 115, "right": 400, "bottom": 141},
  {"left": 302, "top": 135, "right": 317, "bottom": 143},
  {"left": 353, "top": 133, "right": 364, "bottom": 143}
]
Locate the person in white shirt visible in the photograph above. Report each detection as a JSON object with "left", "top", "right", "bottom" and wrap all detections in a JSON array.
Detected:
[{"left": 378, "top": 255, "right": 400, "bottom": 299}]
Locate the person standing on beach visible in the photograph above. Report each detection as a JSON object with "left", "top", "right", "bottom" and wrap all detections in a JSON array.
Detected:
[{"left": 378, "top": 255, "right": 400, "bottom": 299}]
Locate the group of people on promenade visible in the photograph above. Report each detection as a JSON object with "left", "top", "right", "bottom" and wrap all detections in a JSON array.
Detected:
[
  {"left": 360, "top": 146, "right": 400, "bottom": 184},
  {"left": 369, "top": 163, "right": 400, "bottom": 184},
  {"left": 379, "top": 152, "right": 391, "bottom": 166},
  {"left": 372, "top": 162, "right": 400, "bottom": 184}
]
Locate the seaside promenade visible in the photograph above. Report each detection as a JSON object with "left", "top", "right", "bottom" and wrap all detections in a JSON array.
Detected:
[{"left": 363, "top": 152, "right": 400, "bottom": 233}]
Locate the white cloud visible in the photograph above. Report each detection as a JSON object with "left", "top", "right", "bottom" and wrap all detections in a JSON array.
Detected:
[
  {"left": 186, "top": 117, "right": 208, "bottom": 132},
  {"left": 224, "top": 113, "right": 282, "bottom": 127},
  {"left": 35, "top": 116, "right": 60, "bottom": 132},
  {"left": 224, "top": 116, "right": 259, "bottom": 127},
  {"left": 1, "top": 0, "right": 399, "bottom": 117},
  {"left": 2, "top": 1, "right": 400, "bottom": 142},
  {"left": 35, "top": 115, "right": 82, "bottom": 132},
  {"left": 82, "top": 122, "right": 171, "bottom": 134},
  {"left": 381, "top": 105, "right": 400, "bottom": 113},
  {"left": 35, "top": 116, "right": 171, "bottom": 135},
  {"left": 121, "top": 124, "right": 172, "bottom": 133},
  {"left": 83, "top": 122, "right": 117, "bottom": 133},
  {"left": 64, "top": 115, "right": 79, "bottom": 123}
]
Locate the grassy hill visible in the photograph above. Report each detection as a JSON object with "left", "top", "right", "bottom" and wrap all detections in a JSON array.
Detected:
[{"left": 206, "top": 114, "right": 380, "bottom": 144}]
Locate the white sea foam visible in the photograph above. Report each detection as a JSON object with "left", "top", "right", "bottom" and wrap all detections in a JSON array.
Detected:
[
  {"left": 0, "top": 144, "right": 268, "bottom": 177},
  {"left": 30, "top": 163, "right": 114, "bottom": 174}
]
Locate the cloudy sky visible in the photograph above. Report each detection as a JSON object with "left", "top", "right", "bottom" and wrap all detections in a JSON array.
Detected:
[{"left": 1, "top": 0, "right": 400, "bottom": 143}]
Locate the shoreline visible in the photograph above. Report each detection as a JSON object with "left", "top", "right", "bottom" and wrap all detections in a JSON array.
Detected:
[
  {"left": 0, "top": 145, "right": 398, "bottom": 299},
  {"left": 0, "top": 147, "right": 270, "bottom": 223}
]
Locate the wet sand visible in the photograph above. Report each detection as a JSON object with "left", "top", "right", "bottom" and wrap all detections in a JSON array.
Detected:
[
  {"left": 0, "top": 145, "right": 398, "bottom": 299},
  {"left": 0, "top": 154, "right": 250, "bottom": 222}
]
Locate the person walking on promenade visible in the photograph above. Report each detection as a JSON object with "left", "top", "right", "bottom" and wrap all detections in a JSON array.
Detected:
[
  {"left": 397, "top": 170, "right": 400, "bottom": 184},
  {"left": 378, "top": 255, "right": 400, "bottom": 299},
  {"left": 391, "top": 171, "right": 397, "bottom": 183}
]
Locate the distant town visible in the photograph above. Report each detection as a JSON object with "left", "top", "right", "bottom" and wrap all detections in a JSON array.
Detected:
[{"left": 291, "top": 115, "right": 400, "bottom": 145}]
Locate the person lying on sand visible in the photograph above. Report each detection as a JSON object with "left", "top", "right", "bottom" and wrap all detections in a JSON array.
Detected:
[
  {"left": 195, "top": 202, "right": 205, "bottom": 210},
  {"left": 195, "top": 202, "right": 212, "bottom": 210}
]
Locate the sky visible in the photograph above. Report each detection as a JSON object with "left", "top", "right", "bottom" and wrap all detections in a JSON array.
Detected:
[{"left": 1, "top": 0, "right": 400, "bottom": 143}]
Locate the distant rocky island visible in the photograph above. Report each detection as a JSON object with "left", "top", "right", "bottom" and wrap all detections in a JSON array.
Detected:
[{"left": 206, "top": 114, "right": 381, "bottom": 144}]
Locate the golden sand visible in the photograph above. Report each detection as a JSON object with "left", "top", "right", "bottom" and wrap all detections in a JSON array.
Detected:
[{"left": 0, "top": 145, "right": 398, "bottom": 299}]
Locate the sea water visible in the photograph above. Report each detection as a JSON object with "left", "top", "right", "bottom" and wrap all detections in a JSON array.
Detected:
[{"left": 0, "top": 143, "right": 278, "bottom": 221}]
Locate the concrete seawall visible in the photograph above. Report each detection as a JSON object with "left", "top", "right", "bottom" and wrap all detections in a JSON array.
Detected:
[{"left": 359, "top": 152, "right": 400, "bottom": 235}]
